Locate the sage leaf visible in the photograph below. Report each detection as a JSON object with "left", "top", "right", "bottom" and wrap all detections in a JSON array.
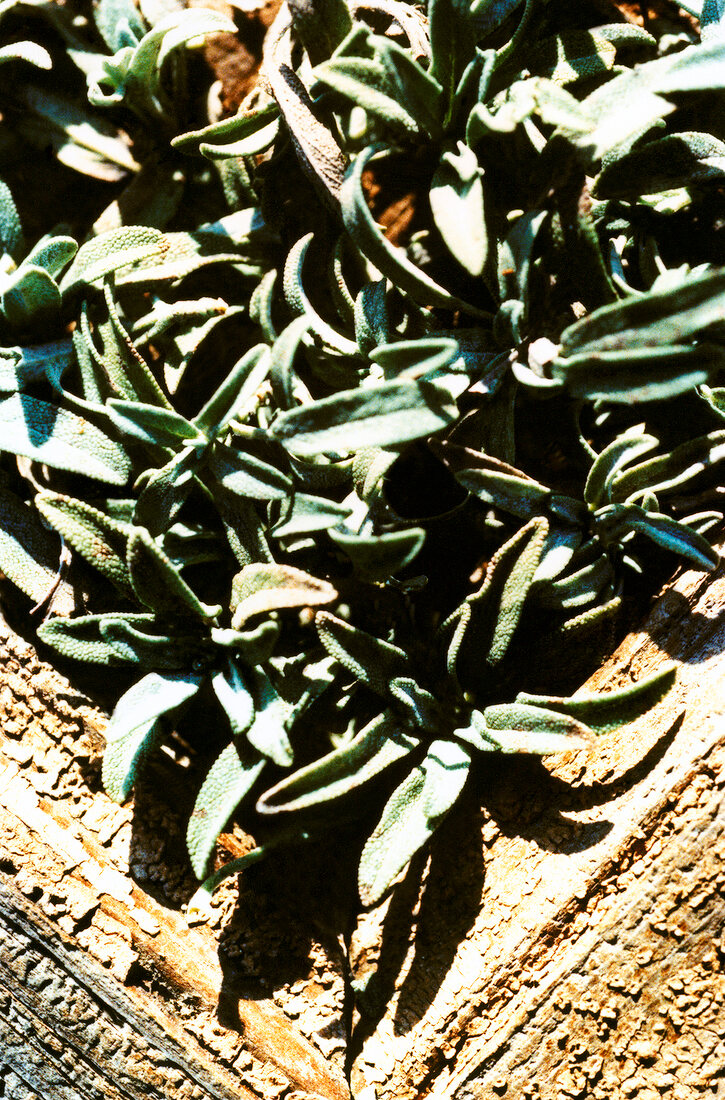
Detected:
[
  {"left": 481, "top": 703, "right": 592, "bottom": 753},
  {"left": 316, "top": 611, "right": 411, "bottom": 695},
  {"left": 0, "top": 484, "right": 63, "bottom": 604},
  {"left": 358, "top": 738, "right": 471, "bottom": 905},
  {"left": 596, "top": 504, "right": 720, "bottom": 571},
  {"left": 272, "top": 492, "right": 353, "bottom": 539},
  {"left": 211, "top": 662, "right": 255, "bottom": 738},
  {"left": 516, "top": 664, "right": 677, "bottom": 735},
  {"left": 128, "top": 526, "right": 222, "bottom": 621},
  {"left": 561, "top": 268, "right": 725, "bottom": 356},
  {"left": 0, "top": 393, "right": 131, "bottom": 484},
  {"left": 103, "top": 671, "right": 203, "bottom": 801},
  {"left": 245, "top": 669, "right": 293, "bottom": 767},
  {"left": 193, "top": 345, "right": 271, "bottom": 438},
  {"left": 186, "top": 741, "right": 266, "bottom": 879},
  {"left": 36, "top": 491, "right": 133, "bottom": 598},
  {"left": 61, "top": 226, "right": 166, "bottom": 296},
  {"left": 207, "top": 441, "right": 293, "bottom": 501},
  {"left": 271, "top": 376, "right": 459, "bottom": 455},
  {"left": 257, "top": 711, "right": 418, "bottom": 814},
  {"left": 450, "top": 516, "right": 548, "bottom": 685},
  {"left": 551, "top": 344, "right": 720, "bottom": 403},
  {"left": 231, "top": 563, "right": 337, "bottom": 628},
  {"left": 341, "top": 145, "right": 488, "bottom": 316},
  {"left": 584, "top": 430, "right": 660, "bottom": 509},
  {"left": 429, "top": 143, "right": 487, "bottom": 276},
  {"left": 328, "top": 527, "right": 426, "bottom": 580},
  {"left": 107, "top": 400, "right": 203, "bottom": 448}
]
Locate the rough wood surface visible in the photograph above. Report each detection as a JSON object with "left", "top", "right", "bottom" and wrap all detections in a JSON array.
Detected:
[
  {"left": 0, "top": 545, "right": 723, "bottom": 1099},
  {"left": 0, "top": 615, "right": 348, "bottom": 1100}
]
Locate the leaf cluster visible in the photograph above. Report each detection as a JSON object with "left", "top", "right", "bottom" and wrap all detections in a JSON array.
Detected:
[{"left": 0, "top": 0, "right": 721, "bottom": 913}]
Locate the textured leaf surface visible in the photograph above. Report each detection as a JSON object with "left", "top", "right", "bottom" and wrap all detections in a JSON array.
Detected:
[
  {"left": 0, "top": 485, "right": 63, "bottom": 603},
  {"left": 0, "top": 394, "right": 131, "bottom": 484},
  {"left": 36, "top": 491, "right": 133, "bottom": 597},
  {"left": 187, "top": 741, "right": 265, "bottom": 878},
  {"left": 103, "top": 671, "right": 203, "bottom": 801},
  {"left": 231, "top": 564, "right": 337, "bottom": 627},
  {"left": 271, "top": 377, "right": 459, "bottom": 455},
  {"left": 257, "top": 712, "right": 418, "bottom": 814},
  {"left": 358, "top": 738, "right": 471, "bottom": 905},
  {"left": 516, "top": 664, "right": 677, "bottom": 735}
]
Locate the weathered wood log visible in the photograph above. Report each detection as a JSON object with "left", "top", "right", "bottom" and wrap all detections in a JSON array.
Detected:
[{"left": 0, "top": 544, "right": 723, "bottom": 1099}]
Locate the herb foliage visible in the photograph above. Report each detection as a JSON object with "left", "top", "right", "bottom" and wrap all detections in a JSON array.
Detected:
[{"left": 0, "top": 0, "right": 721, "bottom": 912}]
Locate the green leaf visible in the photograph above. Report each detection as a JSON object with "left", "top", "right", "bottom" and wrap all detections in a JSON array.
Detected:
[
  {"left": 0, "top": 178, "right": 23, "bottom": 258},
  {"left": 211, "top": 620, "right": 281, "bottom": 665},
  {"left": 0, "top": 393, "right": 131, "bottom": 484},
  {"left": 580, "top": 40, "right": 725, "bottom": 161},
  {"left": 193, "top": 345, "right": 271, "bottom": 438},
  {"left": 442, "top": 445, "right": 550, "bottom": 519},
  {"left": 315, "top": 30, "right": 443, "bottom": 139},
  {"left": 272, "top": 492, "right": 352, "bottom": 539},
  {"left": 128, "top": 527, "right": 221, "bottom": 621},
  {"left": 596, "top": 504, "right": 720, "bottom": 571},
  {"left": 0, "top": 484, "right": 63, "bottom": 604},
  {"left": 561, "top": 268, "right": 725, "bottom": 356},
  {"left": 596, "top": 132, "right": 725, "bottom": 200},
  {"left": 271, "top": 376, "right": 459, "bottom": 455},
  {"left": 24, "top": 235, "right": 78, "bottom": 277},
  {"left": 61, "top": 226, "right": 166, "bottom": 297},
  {"left": 245, "top": 669, "right": 293, "bottom": 767},
  {"left": 283, "top": 234, "right": 358, "bottom": 355},
  {"left": 430, "top": 143, "right": 487, "bottom": 276},
  {"left": 35, "top": 491, "right": 133, "bottom": 598},
  {"left": 207, "top": 441, "right": 293, "bottom": 501},
  {"left": 609, "top": 430, "right": 725, "bottom": 503},
  {"left": 180, "top": 103, "right": 280, "bottom": 159},
  {"left": 186, "top": 740, "right": 266, "bottom": 879},
  {"left": 358, "top": 738, "right": 471, "bottom": 905},
  {"left": 107, "top": 400, "right": 203, "bottom": 448},
  {"left": 429, "top": 0, "right": 475, "bottom": 113},
  {"left": 103, "top": 671, "right": 203, "bottom": 801},
  {"left": 471, "top": 0, "right": 525, "bottom": 37},
  {"left": 100, "top": 614, "right": 207, "bottom": 669},
  {"left": 134, "top": 448, "right": 198, "bottom": 536},
  {"left": 516, "top": 664, "right": 677, "bottom": 735},
  {"left": 449, "top": 517, "right": 548, "bottom": 685},
  {"left": 2, "top": 266, "right": 60, "bottom": 328},
  {"left": 481, "top": 702, "right": 592, "bottom": 753},
  {"left": 702, "top": 0, "right": 725, "bottom": 41},
  {"left": 535, "top": 550, "right": 614, "bottom": 611},
  {"left": 230, "top": 563, "right": 337, "bottom": 628},
  {"left": 37, "top": 613, "right": 140, "bottom": 665},
  {"left": 552, "top": 344, "right": 720, "bottom": 403},
  {"left": 316, "top": 611, "right": 411, "bottom": 696},
  {"left": 13, "top": 85, "right": 139, "bottom": 182},
  {"left": 584, "top": 430, "right": 660, "bottom": 509},
  {"left": 369, "top": 337, "right": 460, "bottom": 381},
  {"left": 257, "top": 711, "right": 418, "bottom": 814},
  {"left": 328, "top": 527, "right": 426, "bottom": 580},
  {"left": 211, "top": 662, "right": 255, "bottom": 738}
]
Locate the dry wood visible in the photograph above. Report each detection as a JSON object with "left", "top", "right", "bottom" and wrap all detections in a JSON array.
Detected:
[{"left": 0, "top": 544, "right": 723, "bottom": 1099}]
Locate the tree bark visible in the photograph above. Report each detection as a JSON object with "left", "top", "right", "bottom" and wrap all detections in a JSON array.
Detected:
[{"left": 0, "top": 544, "right": 723, "bottom": 1099}]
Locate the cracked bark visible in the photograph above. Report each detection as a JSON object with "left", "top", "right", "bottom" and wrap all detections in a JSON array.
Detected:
[{"left": 0, "top": 544, "right": 723, "bottom": 1099}]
